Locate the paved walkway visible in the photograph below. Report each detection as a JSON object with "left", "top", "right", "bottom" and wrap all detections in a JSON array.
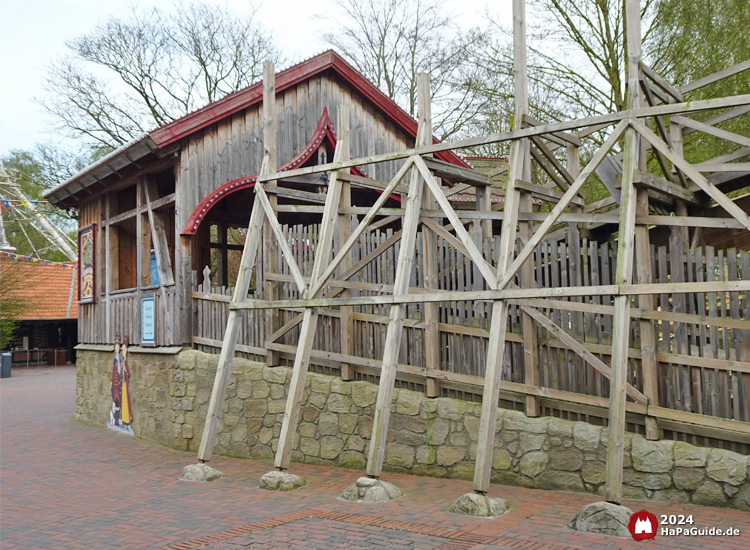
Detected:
[{"left": 1, "top": 366, "right": 748, "bottom": 550}]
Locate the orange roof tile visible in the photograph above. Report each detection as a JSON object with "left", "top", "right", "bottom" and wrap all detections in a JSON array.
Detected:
[{"left": 2, "top": 261, "right": 78, "bottom": 320}]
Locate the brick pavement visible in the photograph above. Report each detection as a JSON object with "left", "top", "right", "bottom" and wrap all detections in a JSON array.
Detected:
[{"left": 1, "top": 366, "right": 748, "bottom": 550}]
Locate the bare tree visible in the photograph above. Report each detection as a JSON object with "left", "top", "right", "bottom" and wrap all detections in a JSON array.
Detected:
[
  {"left": 319, "top": 0, "right": 488, "bottom": 140},
  {"left": 39, "top": 1, "right": 282, "bottom": 150}
]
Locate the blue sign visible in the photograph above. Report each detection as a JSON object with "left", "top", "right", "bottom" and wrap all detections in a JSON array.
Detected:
[{"left": 141, "top": 297, "right": 156, "bottom": 345}]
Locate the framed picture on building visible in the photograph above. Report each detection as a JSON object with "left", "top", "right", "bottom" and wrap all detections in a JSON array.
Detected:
[
  {"left": 78, "top": 224, "right": 96, "bottom": 303},
  {"left": 141, "top": 296, "right": 156, "bottom": 346}
]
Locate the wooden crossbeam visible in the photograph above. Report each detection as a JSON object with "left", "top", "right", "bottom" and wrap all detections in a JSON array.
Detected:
[
  {"left": 672, "top": 115, "right": 750, "bottom": 149},
  {"left": 254, "top": 94, "right": 750, "bottom": 184},
  {"left": 640, "top": 62, "right": 683, "bottom": 101},
  {"left": 519, "top": 305, "right": 647, "bottom": 403}
]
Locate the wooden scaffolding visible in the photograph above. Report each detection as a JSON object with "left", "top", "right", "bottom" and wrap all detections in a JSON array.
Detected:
[{"left": 195, "top": 0, "right": 750, "bottom": 503}]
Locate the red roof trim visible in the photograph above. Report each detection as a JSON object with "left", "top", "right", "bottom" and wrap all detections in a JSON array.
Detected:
[
  {"left": 183, "top": 108, "right": 377, "bottom": 235},
  {"left": 150, "top": 50, "right": 469, "bottom": 169}
]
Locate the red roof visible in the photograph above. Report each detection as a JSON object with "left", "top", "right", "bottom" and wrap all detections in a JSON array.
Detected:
[
  {"left": 2, "top": 261, "right": 78, "bottom": 320},
  {"left": 150, "top": 50, "right": 470, "bottom": 169}
]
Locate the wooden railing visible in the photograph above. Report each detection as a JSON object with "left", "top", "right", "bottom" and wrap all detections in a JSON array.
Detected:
[{"left": 192, "top": 223, "right": 750, "bottom": 451}]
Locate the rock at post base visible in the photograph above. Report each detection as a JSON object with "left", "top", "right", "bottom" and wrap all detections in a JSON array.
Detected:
[
  {"left": 180, "top": 463, "right": 224, "bottom": 482},
  {"left": 259, "top": 471, "right": 307, "bottom": 491},
  {"left": 449, "top": 492, "right": 510, "bottom": 517},
  {"left": 567, "top": 501, "right": 633, "bottom": 537},
  {"left": 339, "top": 477, "right": 403, "bottom": 502}
]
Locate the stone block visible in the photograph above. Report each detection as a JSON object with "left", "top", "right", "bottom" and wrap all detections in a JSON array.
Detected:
[
  {"left": 536, "top": 470, "right": 584, "bottom": 492},
  {"left": 258, "top": 427, "right": 274, "bottom": 445},
  {"left": 236, "top": 380, "right": 253, "bottom": 399},
  {"left": 581, "top": 462, "right": 605, "bottom": 485},
  {"left": 340, "top": 477, "right": 403, "bottom": 502},
  {"left": 519, "top": 433, "right": 546, "bottom": 453},
  {"left": 548, "top": 417, "right": 573, "bottom": 438},
  {"left": 351, "top": 382, "right": 378, "bottom": 408},
  {"left": 450, "top": 432, "right": 470, "bottom": 446},
  {"left": 573, "top": 423, "right": 600, "bottom": 452},
  {"left": 394, "top": 430, "right": 427, "bottom": 446},
  {"left": 550, "top": 448, "right": 583, "bottom": 471},
  {"left": 631, "top": 436, "right": 674, "bottom": 473},
  {"left": 300, "top": 438, "right": 320, "bottom": 457},
  {"left": 252, "top": 381, "right": 270, "bottom": 399},
  {"left": 320, "top": 436, "right": 344, "bottom": 460},
  {"left": 492, "top": 449, "right": 512, "bottom": 470},
  {"left": 692, "top": 480, "right": 727, "bottom": 506},
  {"left": 268, "top": 399, "right": 286, "bottom": 414},
  {"left": 330, "top": 378, "right": 351, "bottom": 395},
  {"left": 244, "top": 400, "right": 267, "bottom": 418},
  {"left": 427, "top": 419, "right": 450, "bottom": 445},
  {"left": 338, "top": 451, "right": 366, "bottom": 470},
  {"left": 519, "top": 452, "right": 548, "bottom": 478},
  {"left": 436, "top": 398, "right": 468, "bottom": 421},
  {"left": 308, "top": 392, "right": 327, "bottom": 409},
  {"left": 504, "top": 410, "right": 547, "bottom": 433},
  {"left": 392, "top": 415, "right": 427, "bottom": 434},
  {"left": 395, "top": 390, "right": 422, "bottom": 416},
  {"left": 623, "top": 470, "right": 672, "bottom": 490},
  {"left": 259, "top": 471, "right": 306, "bottom": 491},
  {"left": 302, "top": 405, "right": 320, "bottom": 422},
  {"left": 298, "top": 422, "right": 316, "bottom": 438},
  {"left": 270, "top": 384, "right": 285, "bottom": 399},
  {"left": 316, "top": 412, "right": 339, "bottom": 436},
  {"left": 327, "top": 394, "right": 352, "bottom": 414},
  {"left": 416, "top": 445, "right": 435, "bottom": 465},
  {"left": 652, "top": 489, "right": 690, "bottom": 504},
  {"left": 358, "top": 417, "right": 373, "bottom": 439},
  {"left": 706, "top": 449, "right": 747, "bottom": 485},
  {"left": 386, "top": 442, "right": 415, "bottom": 468},
  {"left": 731, "top": 485, "right": 750, "bottom": 511},
  {"left": 437, "top": 446, "right": 466, "bottom": 467},
  {"left": 263, "top": 367, "right": 288, "bottom": 384},
  {"left": 673, "top": 441, "right": 709, "bottom": 467},
  {"left": 179, "top": 463, "right": 223, "bottom": 482},
  {"left": 339, "top": 414, "right": 358, "bottom": 434},
  {"left": 230, "top": 422, "right": 247, "bottom": 443},
  {"left": 673, "top": 467, "right": 704, "bottom": 490},
  {"left": 346, "top": 435, "right": 366, "bottom": 452},
  {"left": 311, "top": 376, "right": 331, "bottom": 394}
]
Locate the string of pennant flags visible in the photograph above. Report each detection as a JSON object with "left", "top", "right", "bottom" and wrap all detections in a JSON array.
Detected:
[
  {"left": 0, "top": 199, "right": 49, "bottom": 208},
  {"left": 0, "top": 250, "right": 76, "bottom": 268}
]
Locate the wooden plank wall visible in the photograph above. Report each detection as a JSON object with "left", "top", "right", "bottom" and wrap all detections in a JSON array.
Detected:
[
  {"left": 176, "top": 75, "right": 413, "bottom": 233},
  {"left": 192, "top": 223, "right": 750, "bottom": 442}
]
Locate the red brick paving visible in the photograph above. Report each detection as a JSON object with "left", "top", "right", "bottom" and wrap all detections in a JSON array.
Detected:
[{"left": 1, "top": 366, "right": 748, "bottom": 550}]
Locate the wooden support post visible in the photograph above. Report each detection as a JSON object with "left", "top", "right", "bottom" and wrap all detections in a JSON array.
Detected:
[
  {"left": 473, "top": 0, "right": 528, "bottom": 494},
  {"left": 635, "top": 187, "right": 660, "bottom": 439},
  {"left": 366, "top": 73, "right": 431, "bottom": 478},
  {"left": 423, "top": 177, "right": 441, "bottom": 397},
  {"left": 337, "top": 108, "right": 356, "bottom": 382},
  {"left": 145, "top": 177, "right": 175, "bottom": 343},
  {"left": 519, "top": 190, "right": 539, "bottom": 416},
  {"left": 605, "top": 0, "right": 640, "bottom": 505},
  {"left": 274, "top": 112, "right": 348, "bottom": 470},
  {"left": 262, "top": 61, "right": 280, "bottom": 366},
  {"left": 197, "top": 175, "right": 267, "bottom": 462}
]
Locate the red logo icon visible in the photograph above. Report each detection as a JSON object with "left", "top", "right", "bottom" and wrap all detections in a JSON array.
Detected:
[{"left": 628, "top": 510, "right": 658, "bottom": 541}]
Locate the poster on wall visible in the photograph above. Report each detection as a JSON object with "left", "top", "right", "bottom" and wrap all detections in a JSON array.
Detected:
[
  {"left": 141, "top": 296, "right": 156, "bottom": 346},
  {"left": 107, "top": 332, "right": 134, "bottom": 436},
  {"left": 78, "top": 224, "right": 96, "bottom": 303}
]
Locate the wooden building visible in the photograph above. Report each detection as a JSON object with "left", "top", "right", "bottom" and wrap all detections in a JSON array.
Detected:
[{"left": 44, "top": 50, "right": 472, "bottom": 350}]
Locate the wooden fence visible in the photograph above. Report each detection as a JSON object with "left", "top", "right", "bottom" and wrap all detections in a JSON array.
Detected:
[{"left": 192, "top": 223, "right": 750, "bottom": 451}]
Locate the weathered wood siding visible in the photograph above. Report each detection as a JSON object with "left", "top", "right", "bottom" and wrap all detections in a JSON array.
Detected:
[{"left": 176, "top": 74, "right": 413, "bottom": 232}]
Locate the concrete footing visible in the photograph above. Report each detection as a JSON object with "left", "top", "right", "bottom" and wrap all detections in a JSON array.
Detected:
[
  {"left": 339, "top": 477, "right": 403, "bottom": 503},
  {"left": 259, "top": 471, "right": 307, "bottom": 491},
  {"left": 449, "top": 492, "right": 510, "bottom": 517},
  {"left": 179, "top": 463, "right": 224, "bottom": 482},
  {"left": 567, "top": 501, "right": 633, "bottom": 537}
]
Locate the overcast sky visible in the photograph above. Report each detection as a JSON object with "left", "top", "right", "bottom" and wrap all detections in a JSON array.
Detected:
[{"left": 0, "top": 0, "right": 508, "bottom": 157}]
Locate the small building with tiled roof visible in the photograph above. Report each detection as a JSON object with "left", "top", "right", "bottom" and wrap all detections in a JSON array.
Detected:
[{"left": 1, "top": 260, "right": 78, "bottom": 364}]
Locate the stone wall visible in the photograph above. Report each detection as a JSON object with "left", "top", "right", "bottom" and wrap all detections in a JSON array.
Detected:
[{"left": 76, "top": 349, "right": 750, "bottom": 509}]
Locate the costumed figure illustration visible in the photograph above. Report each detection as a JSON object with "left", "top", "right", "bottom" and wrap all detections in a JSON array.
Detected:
[{"left": 107, "top": 332, "right": 134, "bottom": 435}]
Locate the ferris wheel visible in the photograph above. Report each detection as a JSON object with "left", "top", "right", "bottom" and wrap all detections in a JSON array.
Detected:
[{"left": 0, "top": 164, "right": 77, "bottom": 261}]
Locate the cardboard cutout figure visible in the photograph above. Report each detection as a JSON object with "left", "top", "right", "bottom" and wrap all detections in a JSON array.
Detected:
[{"left": 107, "top": 332, "right": 134, "bottom": 436}]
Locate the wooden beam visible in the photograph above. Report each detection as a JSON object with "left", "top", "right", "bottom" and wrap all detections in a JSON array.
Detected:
[
  {"left": 254, "top": 94, "right": 750, "bottom": 184},
  {"left": 640, "top": 62, "right": 683, "bottom": 101},
  {"left": 523, "top": 114, "right": 581, "bottom": 146},
  {"left": 513, "top": 179, "right": 585, "bottom": 206},
  {"left": 197, "top": 182, "right": 266, "bottom": 462},
  {"left": 422, "top": 157, "right": 490, "bottom": 186},
  {"left": 632, "top": 120, "right": 750, "bottom": 231},
  {"left": 606, "top": 0, "right": 640, "bottom": 505},
  {"left": 679, "top": 59, "right": 750, "bottom": 93},
  {"left": 366, "top": 73, "right": 431, "bottom": 479},
  {"left": 672, "top": 115, "right": 750, "bottom": 149},
  {"left": 498, "top": 121, "right": 629, "bottom": 292},
  {"left": 630, "top": 170, "right": 703, "bottom": 206},
  {"left": 519, "top": 305, "right": 647, "bottom": 403}
]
